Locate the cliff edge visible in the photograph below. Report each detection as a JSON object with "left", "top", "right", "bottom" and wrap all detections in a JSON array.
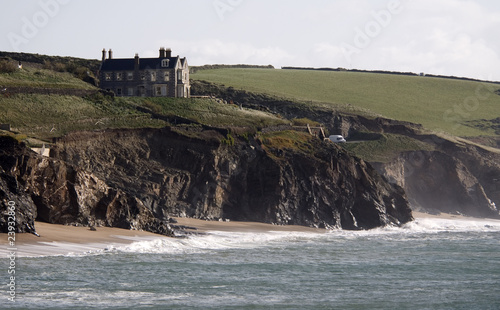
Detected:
[{"left": 0, "top": 126, "right": 413, "bottom": 234}]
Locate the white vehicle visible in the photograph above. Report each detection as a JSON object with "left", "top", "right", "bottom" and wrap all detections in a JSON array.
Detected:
[{"left": 329, "top": 135, "right": 346, "bottom": 143}]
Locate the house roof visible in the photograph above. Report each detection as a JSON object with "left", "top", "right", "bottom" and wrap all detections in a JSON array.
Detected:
[{"left": 100, "top": 56, "right": 183, "bottom": 71}]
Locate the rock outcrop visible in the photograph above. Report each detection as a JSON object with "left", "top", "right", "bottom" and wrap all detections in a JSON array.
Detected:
[
  {"left": 0, "top": 125, "right": 413, "bottom": 234},
  {"left": 0, "top": 136, "right": 174, "bottom": 236},
  {"left": 373, "top": 150, "right": 499, "bottom": 218}
]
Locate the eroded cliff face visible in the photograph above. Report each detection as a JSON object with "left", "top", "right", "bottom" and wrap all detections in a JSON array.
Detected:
[
  {"left": 336, "top": 116, "right": 500, "bottom": 218},
  {"left": 51, "top": 127, "right": 413, "bottom": 229},
  {"left": 0, "top": 126, "right": 413, "bottom": 233},
  {"left": 190, "top": 82, "right": 500, "bottom": 218},
  {"left": 373, "top": 150, "right": 499, "bottom": 218},
  {"left": 0, "top": 136, "right": 174, "bottom": 235}
]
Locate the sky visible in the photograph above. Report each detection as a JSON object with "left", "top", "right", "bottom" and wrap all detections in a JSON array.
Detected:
[{"left": 1, "top": 0, "right": 500, "bottom": 80}]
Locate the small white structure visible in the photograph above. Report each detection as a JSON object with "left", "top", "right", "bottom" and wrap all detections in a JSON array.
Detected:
[
  {"left": 31, "top": 143, "right": 50, "bottom": 157},
  {"left": 329, "top": 135, "right": 346, "bottom": 143}
]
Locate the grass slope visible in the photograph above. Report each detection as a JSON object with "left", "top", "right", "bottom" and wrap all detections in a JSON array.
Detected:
[
  {"left": 0, "top": 63, "right": 95, "bottom": 90},
  {"left": 0, "top": 66, "right": 286, "bottom": 142},
  {"left": 0, "top": 94, "right": 165, "bottom": 140},
  {"left": 343, "top": 134, "right": 435, "bottom": 163},
  {"left": 133, "top": 97, "right": 288, "bottom": 129},
  {"left": 192, "top": 68, "right": 500, "bottom": 137}
]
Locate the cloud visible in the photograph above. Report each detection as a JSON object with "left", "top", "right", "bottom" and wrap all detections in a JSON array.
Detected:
[
  {"left": 143, "top": 0, "right": 500, "bottom": 80},
  {"left": 152, "top": 39, "right": 295, "bottom": 66},
  {"left": 307, "top": 0, "right": 500, "bottom": 79}
]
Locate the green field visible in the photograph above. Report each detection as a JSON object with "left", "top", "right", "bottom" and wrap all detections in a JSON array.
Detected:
[
  {"left": 132, "top": 97, "right": 287, "bottom": 129},
  {"left": 0, "top": 94, "right": 287, "bottom": 141},
  {"left": 192, "top": 69, "right": 500, "bottom": 137},
  {"left": 0, "top": 65, "right": 95, "bottom": 89},
  {"left": 0, "top": 94, "right": 165, "bottom": 140}
]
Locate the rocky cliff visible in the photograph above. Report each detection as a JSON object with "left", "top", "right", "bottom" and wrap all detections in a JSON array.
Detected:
[
  {"left": 330, "top": 113, "right": 500, "bottom": 218},
  {"left": 191, "top": 81, "right": 500, "bottom": 218},
  {"left": 0, "top": 125, "right": 413, "bottom": 234},
  {"left": 0, "top": 136, "right": 174, "bottom": 236}
]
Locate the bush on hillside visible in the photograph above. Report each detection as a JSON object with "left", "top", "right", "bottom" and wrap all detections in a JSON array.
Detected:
[
  {"left": 0, "top": 59, "right": 17, "bottom": 73},
  {"left": 43, "top": 60, "right": 96, "bottom": 85},
  {"left": 291, "top": 117, "right": 321, "bottom": 127}
]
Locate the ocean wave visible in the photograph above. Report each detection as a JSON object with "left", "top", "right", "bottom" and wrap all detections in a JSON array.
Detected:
[
  {"left": 402, "top": 217, "right": 500, "bottom": 233},
  {"left": 113, "top": 231, "right": 325, "bottom": 255},
  {"left": 111, "top": 217, "right": 500, "bottom": 255},
  {"left": 14, "top": 217, "right": 499, "bottom": 258}
]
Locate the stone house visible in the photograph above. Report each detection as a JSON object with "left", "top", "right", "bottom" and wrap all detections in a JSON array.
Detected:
[{"left": 99, "top": 48, "right": 190, "bottom": 98}]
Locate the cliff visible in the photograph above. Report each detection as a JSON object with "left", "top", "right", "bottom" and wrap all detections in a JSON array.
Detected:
[
  {"left": 371, "top": 138, "right": 500, "bottom": 218},
  {"left": 330, "top": 114, "right": 500, "bottom": 218},
  {"left": 191, "top": 81, "right": 500, "bottom": 218},
  {"left": 0, "top": 126, "right": 413, "bottom": 234},
  {"left": 0, "top": 136, "right": 174, "bottom": 236}
]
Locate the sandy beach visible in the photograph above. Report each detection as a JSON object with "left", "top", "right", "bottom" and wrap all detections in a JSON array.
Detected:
[
  {"left": 1, "top": 212, "right": 495, "bottom": 257},
  {"left": 171, "top": 217, "right": 326, "bottom": 233},
  {"left": 0, "top": 222, "right": 170, "bottom": 257}
]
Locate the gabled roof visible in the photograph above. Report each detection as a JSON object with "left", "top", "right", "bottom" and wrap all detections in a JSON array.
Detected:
[{"left": 100, "top": 56, "right": 180, "bottom": 71}]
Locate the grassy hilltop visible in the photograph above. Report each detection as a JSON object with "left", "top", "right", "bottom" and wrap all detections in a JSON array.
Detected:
[
  {"left": 192, "top": 68, "right": 500, "bottom": 137},
  {"left": 0, "top": 56, "right": 286, "bottom": 143}
]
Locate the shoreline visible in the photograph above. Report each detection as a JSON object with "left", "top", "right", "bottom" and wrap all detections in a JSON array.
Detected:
[
  {"left": 1, "top": 212, "right": 498, "bottom": 257},
  {"left": 0, "top": 221, "right": 170, "bottom": 257}
]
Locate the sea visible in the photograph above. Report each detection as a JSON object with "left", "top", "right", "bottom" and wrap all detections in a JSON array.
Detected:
[{"left": 5, "top": 217, "right": 500, "bottom": 310}]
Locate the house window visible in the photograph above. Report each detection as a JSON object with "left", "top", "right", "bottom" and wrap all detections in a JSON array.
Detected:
[
  {"left": 116, "top": 88, "right": 122, "bottom": 96},
  {"left": 154, "top": 85, "right": 167, "bottom": 96},
  {"left": 163, "top": 72, "right": 170, "bottom": 82},
  {"left": 127, "top": 88, "right": 134, "bottom": 96},
  {"left": 151, "top": 72, "right": 156, "bottom": 82},
  {"left": 127, "top": 72, "right": 134, "bottom": 80},
  {"left": 161, "top": 59, "right": 170, "bottom": 67},
  {"left": 140, "top": 72, "right": 146, "bottom": 81},
  {"left": 116, "top": 72, "right": 123, "bottom": 81},
  {"left": 138, "top": 86, "right": 145, "bottom": 96},
  {"left": 105, "top": 72, "right": 112, "bottom": 81},
  {"left": 177, "top": 70, "right": 183, "bottom": 81}
]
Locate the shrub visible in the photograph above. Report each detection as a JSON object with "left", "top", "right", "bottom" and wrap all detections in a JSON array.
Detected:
[
  {"left": 291, "top": 117, "right": 321, "bottom": 127},
  {"left": 0, "top": 59, "right": 17, "bottom": 73},
  {"left": 221, "top": 133, "right": 235, "bottom": 146},
  {"left": 143, "top": 100, "right": 162, "bottom": 114}
]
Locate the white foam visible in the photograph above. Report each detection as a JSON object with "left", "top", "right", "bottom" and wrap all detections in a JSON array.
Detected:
[
  {"left": 110, "top": 217, "right": 500, "bottom": 255},
  {"left": 12, "top": 217, "right": 500, "bottom": 257},
  {"left": 5, "top": 235, "right": 170, "bottom": 258},
  {"left": 114, "top": 230, "right": 324, "bottom": 255},
  {"left": 402, "top": 217, "right": 500, "bottom": 233}
]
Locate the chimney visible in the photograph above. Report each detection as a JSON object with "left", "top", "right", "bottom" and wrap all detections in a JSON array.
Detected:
[
  {"left": 102, "top": 48, "right": 106, "bottom": 61},
  {"left": 134, "top": 53, "right": 140, "bottom": 70},
  {"left": 159, "top": 47, "right": 166, "bottom": 58},
  {"left": 108, "top": 49, "right": 113, "bottom": 59},
  {"left": 166, "top": 48, "right": 172, "bottom": 58}
]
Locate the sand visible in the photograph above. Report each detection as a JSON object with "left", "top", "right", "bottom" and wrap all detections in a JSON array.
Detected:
[
  {"left": 171, "top": 217, "right": 326, "bottom": 233},
  {"left": 411, "top": 211, "right": 495, "bottom": 221},
  {"left": 0, "top": 222, "right": 170, "bottom": 257},
  {"left": 0, "top": 212, "right": 494, "bottom": 257}
]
